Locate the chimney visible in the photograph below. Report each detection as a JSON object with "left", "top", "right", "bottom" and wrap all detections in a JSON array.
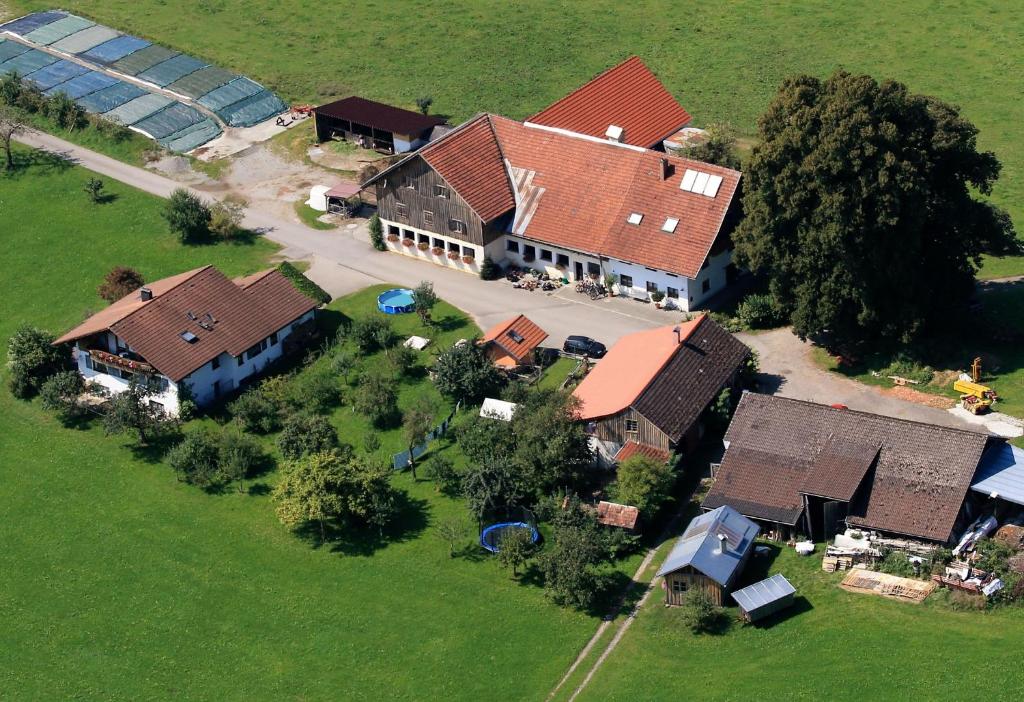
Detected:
[
  {"left": 672, "top": 325, "right": 682, "bottom": 344},
  {"left": 716, "top": 533, "right": 728, "bottom": 555},
  {"left": 660, "top": 158, "right": 674, "bottom": 180},
  {"left": 139, "top": 287, "right": 153, "bottom": 301},
  {"left": 605, "top": 124, "right": 624, "bottom": 143}
]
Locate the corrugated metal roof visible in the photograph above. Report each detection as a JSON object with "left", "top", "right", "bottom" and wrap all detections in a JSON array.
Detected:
[
  {"left": 731, "top": 573, "right": 796, "bottom": 614},
  {"left": 656, "top": 505, "right": 759, "bottom": 588},
  {"left": 971, "top": 443, "right": 1024, "bottom": 506}
]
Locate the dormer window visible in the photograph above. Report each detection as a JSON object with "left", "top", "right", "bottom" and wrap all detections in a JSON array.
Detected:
[
  {"left": 662, "top": 217, "right": 678, "bottom": 233},
  {"left": 627, "top": 212, "right": 643, "bottom": 225}
]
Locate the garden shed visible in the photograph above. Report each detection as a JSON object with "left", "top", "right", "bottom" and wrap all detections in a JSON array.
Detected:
[{"left": 731, "top": 573, "right": 796, "bottom": 623}]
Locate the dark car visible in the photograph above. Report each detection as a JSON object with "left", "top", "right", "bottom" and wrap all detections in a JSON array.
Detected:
[{"left": 563, "top": 335, "right": 607, "bottom": 358}]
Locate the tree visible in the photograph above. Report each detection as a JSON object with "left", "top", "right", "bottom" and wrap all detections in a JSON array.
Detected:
[
  {"left": 372, "top": 323, "right": 394, "bottom": 357},
  {"left": 354, "top": 371, "right": 398, "bottom": 428},
  {"left": 162, "top": 188, "right": 211, "bottom": 244},
  {"left": 6, "top": 324, "right": 68, "bottom": 398},
  {"left": 103, "top": 377, "right": 169, "bottom": 444},
  {"left": 83, "top": 177, "right": 105, "bottom": 204},
  {"left": 273, "top": 451, "right": 349, "bottom": 541},
  {"left": 0, "top": 71, "right": 23, "bottom": 106},
  {"left": 166, "top": 429, "right": 222, "bottom": 488},
  {"left": 433, "top": 341, "right": 504, "bottom": 404},
  {"left": 615, "top": 454, "right": 675, "bottom": 519},
  {"left": 734, "top": 70, "right": 1019, "bottom": 346},
  {"left": 350, "top": 315, "right": 392, "bottom": 353},
  {"left": 423, "top": 454, "right": 462, "bottom": 495},
  {"left": 479, "top": 255, "right": 500, "bottom": 280},
  {"left": 497, "top": 526, "right": 535, "bottom": 577},
  {"left": 435, "top": 517, "right": 468, "bottom": 557},
  {"left": 456, "top": 415, "right": 515, "bottom": 465},
  {"left": 679, "top": 588, "right": 726, "bottom": 634},
  {"left": 0, "top": 105, "right": 26, "bottom": 172},
  {"left": 368, "top": 213, "right": 386, "bottom": 251},
  {"left": 332, "top": 351, "right": 354, "bottom": 385},
  {"left": 416, "top": 96, "right": 433, "bottom": 115},
  {"left": 386, "top": 344, "right": 417, "bottom": 380},
  {"left": 538, "top": 504, "right": 606, "bottom": 609},
  {"left": 277, "top": 413, "right": 339, "bottom": 459},
  {"left": 510, "top": 389, "right": 592, "bottom": 495},
  {"left": 673, "top": 122, "right": 741, "bottom": 170},
  {"left": 461, "top": 458, "right": 523, "bottom": 525},
  {"left": 209, "top": 198, "right": 246, "bottom": 239},
  {"left": 98, "top": 266, "right": 145, "bottom": 302},
  {"left": 402, "top": 398, "right": 434, "bottom": 478},
  {"left": 411, "top": 280, "right": 438, "bottom": 326},
  {"left": 218, "top": 429, "right": 264, "bottom": 491},
  {"left": 45, "top": 91, "right": 85, "bottom": 131},
  {"left": 290, "top": 366, "right": 341, "bottom": 414},
  {"left": 39, "top": 370, "right": 85, "bottom": 424},
  {"left": 229, "top": 387, "right": 281, "bottom": 433}
]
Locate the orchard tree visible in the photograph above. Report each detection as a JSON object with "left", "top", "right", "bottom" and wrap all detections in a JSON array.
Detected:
[
  {"left": 163, "top": 188, "right": 211, "bottom": 244},
  {"left": 277, "top": 413, "right": 339, "bottom": 459},
  {"left": 98, "top": 266, "right": 145, "bottom": 302},
  {"left": 402, "top": 397, "right": 434, "bottom": 479},
  {"left": 0, "top": 105, "right": 26, "bottom": 171},
  {"left": 39, "top": 370, "right": 86, "bottom": 424},
  {"left": 354, "top": 371, "right": 399, "bottom": 428},
  {"left": 273, "top": 450, "right": 349, "bottom": 541},
  {"left": 103, "top": 377, "right": 169, "bottom": 444},
  {"left": 412, "top": 280, "right": 438, "bottom": 326},
  {"left": 497, "top": 526, "right": 535, "bottom": 577},
  {"left": 433, "top": 341, "right": 504, "bottom": 404},
  {"left": 510, "top": 389, "right": 592, "bottom": 495},
  {"left": 735, "top": 70, "right": 1018, "bottom": 346}
]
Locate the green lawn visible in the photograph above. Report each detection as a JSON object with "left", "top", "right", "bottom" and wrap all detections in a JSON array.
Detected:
[
  {"left": 8, "top": 0, "right": 1023, "bottom": 276},
  {"left": 0, "top": 158, "right": 620, "bottom": 699},
  {"left": 537, "top": 355, "right": 578, "bottom": 392}
]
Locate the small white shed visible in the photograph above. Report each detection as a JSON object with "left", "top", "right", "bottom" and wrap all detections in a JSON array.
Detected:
[
  {"left": 306, "top": 185, "right": 331, "bottom": 212},
  {"left": 480, "top": 398, "right": 518, "bottom": 422}
]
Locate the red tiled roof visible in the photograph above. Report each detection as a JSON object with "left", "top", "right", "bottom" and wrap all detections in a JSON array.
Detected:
[
  {"left": 490, "top": 116, "right": 740, "bottom": 278},
  {"left": 596, "top": 501, "right": 640, "bottom": 530},
  {"left": 481, "top": 314, "right": 548, "bottom": 363},
  {"left": 57, "top": 266, "right": 319, "bottom": 382},
  {"left": 529, "top": 56, "right": 692, "bottom": 148},
  {"left": 419, "top": 114, "right": 515, "bottom": 222},
  {"left": 614, "top": 441, "right": 671, "bottom": 464}
]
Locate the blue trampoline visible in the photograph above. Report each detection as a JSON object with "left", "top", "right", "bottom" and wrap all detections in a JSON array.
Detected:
[
  {"left": 377, "top": 288, "right": 416, "bottom": 314},
  {"left": 480, "top": 522, "right": 540, "bottom": 553}
]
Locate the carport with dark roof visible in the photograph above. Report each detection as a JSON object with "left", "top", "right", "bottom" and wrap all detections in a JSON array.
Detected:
[{"left": 313, "top": 96, "right": 446, "bottom": 153}]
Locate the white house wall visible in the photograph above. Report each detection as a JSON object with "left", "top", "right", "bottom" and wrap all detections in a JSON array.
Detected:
[
  {"left": 382, "top": 218, "right": 482, "bottom": 274},
  {"left": 77, "top": 352, "right": 181, "bottom": 415}
]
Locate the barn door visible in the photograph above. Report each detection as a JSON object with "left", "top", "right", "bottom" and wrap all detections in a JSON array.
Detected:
[{"left": 822, "top": 500, "right": 846, "bottom": 541}]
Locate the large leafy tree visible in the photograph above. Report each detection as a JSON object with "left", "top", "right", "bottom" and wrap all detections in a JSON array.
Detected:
[
  {"left": 7, "top": 325, "right": 70, "bottom": 398},
  {"left": 433, "top": 341, "right": 504, "bottom": 404},
  {"left": 614, "top": 454, "right": 675, "bottom": 519},
  {"left": 735, "top": 70, "right": 1018, "bottom": 345}
]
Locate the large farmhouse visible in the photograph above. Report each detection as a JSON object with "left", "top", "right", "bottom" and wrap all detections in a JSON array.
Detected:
[
  {"left": 572, "top": 315, "right": 750, "bottom": 461},
  {"left": 55, "top": 266, "right": 319, "bottom": 415},
  {"left": 363, "top": 58, "right": 742, "bottom": 311},
  {"left": 702, "top": 393, "right": 1002, "bottom": 545}
]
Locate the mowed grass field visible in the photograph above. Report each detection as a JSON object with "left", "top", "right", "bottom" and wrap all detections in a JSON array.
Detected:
[
  {"left": 8, "top": 0, "right": 1024, "bottom": 277},
  {"left": 0, "top": 157, "right": 606, "bottom": 699}
]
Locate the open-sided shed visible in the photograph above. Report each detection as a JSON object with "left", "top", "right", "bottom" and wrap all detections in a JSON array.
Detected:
[
  {"left": 731, "top": 573, "right": 796, "bottom": 622},
  {"left": 313, "top": 96, "right": 446, "bottom": 153}
]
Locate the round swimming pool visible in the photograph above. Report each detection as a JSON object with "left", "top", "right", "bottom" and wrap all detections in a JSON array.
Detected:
[
  {"left": 377, "top": 288, "right": 416, "bottom": 314},
  {"left": 479, "top": 521, "right": 540, "bottom": 553}
]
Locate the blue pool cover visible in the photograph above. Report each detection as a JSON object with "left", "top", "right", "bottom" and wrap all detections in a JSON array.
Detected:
[
  {"left": 23, "top": 59, "right": 89, "bottom": 90},
  {"left": 78, "top": 35, "right": 150, "bottom": 64},
  {"left": 44, "top": 71, "right": 118, "bottom": 98}
]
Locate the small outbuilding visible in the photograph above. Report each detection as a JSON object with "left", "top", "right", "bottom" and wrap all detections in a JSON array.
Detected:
[
  {"left": 480, "top": 314, "right": 548, "bottom": 369},
  {"left": 731, "top": 573, "right": 796, "bottom": 623},
  {"left": 313, "top": 96, "right": 447, "bottom": 153},
  {"left": 596, "top": 501, "right": 640, "bottom": 532},
  {"left": 657, "top": 505, "right": 759, "bottom": 606}
]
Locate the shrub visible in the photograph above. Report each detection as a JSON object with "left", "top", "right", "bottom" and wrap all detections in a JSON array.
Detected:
[
  {"left": 290, "top": 366, "right": 341, "bottom": 414},
  {"left": 387, "top": 344, "right": 418, "bottom": 379},
  {"left": 7, "top": 325, "right": 68, "bottom": 398},
  {"left": 705, "top": 387, "right": 734, "bottom": 431},
  {"left": 162, "top": 188, "right": 211, "bottom": 243},
  {"left": 878, "top": 353, "right": 934, "bottom": 385},
  {"left": 167, "top": 430, "right": 222, "bottom": 487},
  {"left": 479, "top": 255, "right": 500, "bottom": 280},
  {"left": 423, "top": 454, "right": 462, "bottom": 495},
  {"left": 209, "top": 199, "right": 246, "bottom": 239},
  {"left": 708, "top": 311, "right": 743, "bottom": 333},
  {"left": 39, "top": 370, "right": 85, "bottom": 424},
  {"left": 83, "top": 177, "right": 105, "bottom": 204},
  {"left": 614, "top": 453, "right": 675, "bottom": 519},
  {"left": 278, "top": 413, "right": 339, "bottom": 460},
  {"left": 650, "top": 290, "right": 665, "bottom": 303},
  {"left": 277, "top": 261, "right": 331, "bottom": 304},
  {"left": 876, "top": 550, "right": 919, "bottom": 578},
  {"left": 679, "top": 588, "right": 728, "bottom": 634},
  {"left": 229, "top": 387, "right": 281, "bottom": 433},
  {"left": 736, "top": 293, "right": 787, "bottom": 329},
  {"left": 350, "top": 315, "right": 393, "bottom": 353},
  {"left": 218, "top": 430, "right": 264, "bottom": 488},
  {"left": 362, "top": 432, "right": 382, "bottom": 454},
  {"left": 98, "top": 266, "right": 145, "bottom": 302}
]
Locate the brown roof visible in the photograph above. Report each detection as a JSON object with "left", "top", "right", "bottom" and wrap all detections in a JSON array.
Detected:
[
  {"left": 614, "top": 441, "right": 671, "bottom": 464},
  {"left": 596, "top": 501, "right": 640, "bottom": 530},
  {"left": 481, "top": 314, "right": 548, "bottom": 363},
  {"left": 703, "top": 394, "right": 992, "bottom": 542},
  {"left": 491, "top": 116, "right": 741, "bottom": 278},
  {"left": 529, "top": 56, "right": 692, "bottom": 148},
  {"left": 314, "top": 96, "right": 445, "bottom": 135},
  {"left": 56, "top": 266, "right": 318, "bottom": 382}
]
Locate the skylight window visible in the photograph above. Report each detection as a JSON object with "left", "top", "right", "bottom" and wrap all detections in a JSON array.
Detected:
[
  {"left": 692, "top": 171, "right": 710, "bottom": 193},
  {"left": 180, "top": 331, "right": 198, "bottom": 343},
  {"left": 703, "top": 175, "right": 723, "bottom": 197},
  {"left": 507, "top": 330, "right": 525, "bottom": 343},
  {"left": 680, "top": 169, "right": 698, "bottom": 191},
  {"left": 627, "top": 212, "right": 643, "bottom": 225},
  {"left": 662, "top": 217, "right": 679, "bottom": 233}
]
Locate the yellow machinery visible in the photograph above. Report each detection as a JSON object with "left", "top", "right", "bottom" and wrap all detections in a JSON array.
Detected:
[{"left": 954, "top": 379, "right": 997, "bottom": 414}]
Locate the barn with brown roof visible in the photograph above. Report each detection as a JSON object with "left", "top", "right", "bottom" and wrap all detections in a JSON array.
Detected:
[
  {"left": 702, "top": 393, "right": 997, "bottom": 544},
  {"left": 572, "top": 315, "right": 750, "bottom": 459},
  {"left": 55, "top": 266, "right": 320, "bottom": 415},
  {"left": 313, "top": 96, "right": 447, "bottom": 153}
]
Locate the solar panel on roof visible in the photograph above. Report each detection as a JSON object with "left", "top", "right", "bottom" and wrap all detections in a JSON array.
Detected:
[
  {"left": 692, "top": 171, "right": 710, "bottom": 194},
  {"left": 680, "top": 168, "right": 698, "bottom": 191},
  {"left": 703, "top": 174, "right": 723, "bottom": 198}
]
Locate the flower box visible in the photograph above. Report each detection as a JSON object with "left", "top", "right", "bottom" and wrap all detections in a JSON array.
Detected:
[
  {"left": 386, "top": 233, "right": 399, "bottom": 242},
  {"left": 401, "top": 238, "right": 415, "bottom": 247},
  {"left": 431, "top": 246, "right": 444, "bottom": 256},
  {"left": 417, "top": 241, "right": 430, "bottom": 251},
  {"left": 462, "top": 255, "right": 475, "bottom": 265},
  {"left": 447, "top": 251, "right": 460, "bottom": 260}
]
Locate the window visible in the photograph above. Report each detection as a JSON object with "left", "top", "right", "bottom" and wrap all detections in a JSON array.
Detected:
[
  {"left": 403, "top": 175, "right": 415, "bottom": 189},
  {"left": 462, "top": 246, "right": 475, "bottom": 260},
  {"left": 662, "top": 217, "right": 678, "bottom": 233},
  {"left": 587, "top": 262, "right": 601, "bottom": 276},
  {"left": 434, "top": 184, "right": 449, "bottom": 198},
  {"left": 237, "top": 355, "right": 244, "bottom": 367},
  {"left": 395, "top": 202, "right": 408, "bottom": 220},
  {"left": 702, "top": 279, "right": 711, "bottom": 293},
  {"left": 155, "top": 376, "right": 170, "bottom": 393},
  {"left": 619, "top": 274, "right": 633, "bottom": 288},
  {"left": 523, "top": 245, "right": 536, "bottom": 260},
  {"left": 506, "top": 240, "right": 520, "bottom": 253},
  {"left": 388, "top": 224, "right": 400, "bottom": 236},
  {"left": 625, "top": 419, "right": 639, "bottom": 432},
  {"left": 246, "top": 343, "right": 263, "bottom": 361},
  {"left": 433, "top": 237, "right": 445, "bottom": 249},
  {"left": 449, "top": 218, "right": 466, "bottom": 234},
  {"left": 448, "top": 240, "right": 460, "bottom": 252},
  {"left": 403, "top": 229, "right": 415, "bottom": 241},
  {"left": 556, "top": 253, "right": 569, "bottom": 268},
  {"left": 626, "top": 212, "right": 643, "bottom": 225},
  {"left": 148, "top": 400, "right": 164, "bottom": 413},
  {"left": 671, "top": 579, "right": 689, "bottom": 593},
  {"left": 270, "top": 332, "right": 279, "bottom": 346},
  {"left": 540, "top": 249, "right": 553, "bottom": 262},
  {"left": 666, "top": 287, "right": 679, "bottom": 299},
  {"left": 646, "top": 281, "right": 659, "bottom": 294},
  {"left": 418, "top": 232, "right": 430, "bottom": 244},
  {"left": 211, "top": 356, "right": 220, "bottom": 370},
  {"left": 423, "top": 210, "right": 434, "bottom": 227}
]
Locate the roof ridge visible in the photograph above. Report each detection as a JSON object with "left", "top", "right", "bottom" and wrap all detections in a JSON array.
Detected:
[{"left": 113, "top": 265, "right": 214, "bottom": 328}]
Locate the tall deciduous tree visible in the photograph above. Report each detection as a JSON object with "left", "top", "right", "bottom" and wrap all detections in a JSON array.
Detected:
[
  {"left": 735, "top": 70, "right": 1018, "bottom": 346},
  {"left": 162, "top": 188, "right": 211, "bottom": 244},
  {"left": 433, "top": 341, "right": 504, "bottom": 404},
  {"left": 614, "top": 454, "right": 675, "bottom": 519},
  {"left": 0, "top": 105, "right": 26, "bottom": 171}
]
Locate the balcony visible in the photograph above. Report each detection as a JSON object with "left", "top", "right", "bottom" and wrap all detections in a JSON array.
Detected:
[{"left": 88, "top": 348, "right": 155, "bottom": 375}]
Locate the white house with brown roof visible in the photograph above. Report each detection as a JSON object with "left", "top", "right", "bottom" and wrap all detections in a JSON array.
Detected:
[
  {"left": 363, "top": 59, "right": 742, "bottom": 312},
  {"left": 55, "top": 266, "right": 319, "bottom": 416}
]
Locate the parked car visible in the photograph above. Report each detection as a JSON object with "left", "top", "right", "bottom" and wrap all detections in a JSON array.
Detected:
[{"left": 563, "top": 335, "right": 606, "bottom": 358}]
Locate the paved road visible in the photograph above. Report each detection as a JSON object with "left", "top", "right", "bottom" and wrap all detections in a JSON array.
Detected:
[{"left": 16, "top": 130, "right": 985, "bottom": 430}]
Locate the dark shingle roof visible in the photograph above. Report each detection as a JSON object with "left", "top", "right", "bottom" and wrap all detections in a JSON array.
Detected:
[
  {"left": 703, "top": 393, "right": 991, "bottom": 542},
  {"left": 633, "top": 315, "right": 750, "bottom": 444},
  {"left": 314, "top": 96, "right": 445, "bottom": 135}
]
